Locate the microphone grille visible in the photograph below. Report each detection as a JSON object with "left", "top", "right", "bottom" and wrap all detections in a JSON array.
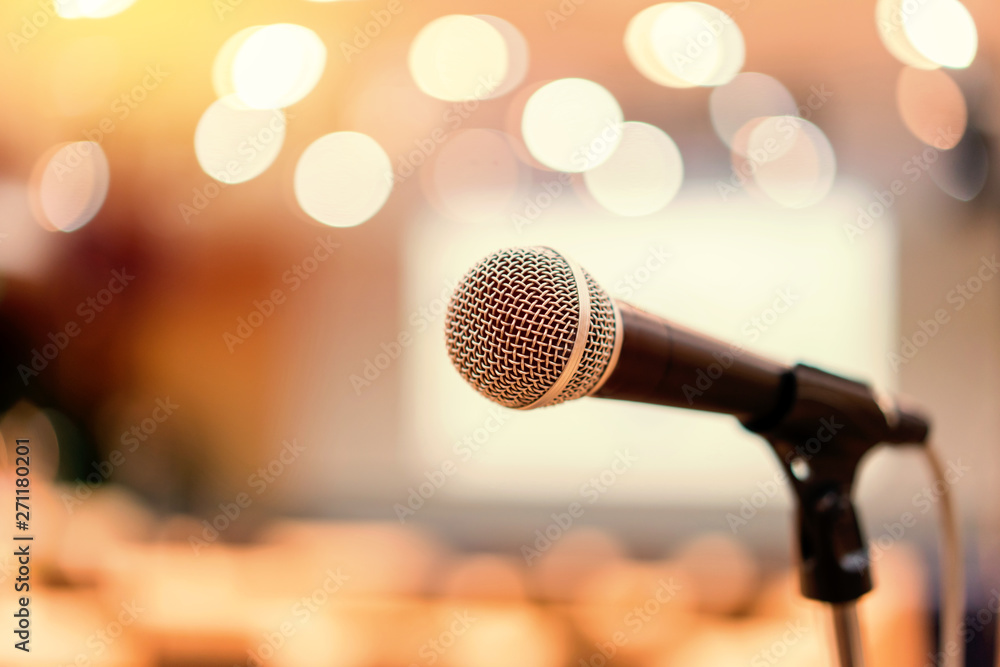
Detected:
[{"left": 444, "top": 247, "right": 619, "bottom": 409}]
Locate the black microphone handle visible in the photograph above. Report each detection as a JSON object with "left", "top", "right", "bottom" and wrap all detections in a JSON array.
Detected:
[
  {"left": 593, "top": 301, "right": 929, "bottom": 445},
  {"left": 594, "top": 301, "right": 789, "bottom": 421}
]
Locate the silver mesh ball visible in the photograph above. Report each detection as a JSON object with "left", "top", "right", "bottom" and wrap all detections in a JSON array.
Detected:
[{"left": 444, "top": 247, "right": 619, "bottom": 409}]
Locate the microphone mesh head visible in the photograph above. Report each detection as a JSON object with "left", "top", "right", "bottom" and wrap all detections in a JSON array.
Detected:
[{"left": 445, "top": 247, "right": 619, "bottom": 409}]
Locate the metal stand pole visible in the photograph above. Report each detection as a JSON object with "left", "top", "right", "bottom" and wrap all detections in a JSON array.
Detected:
[
  {"left": 740, "top": 365, "right": 894, "bottom": 667},
  {"left": 831, "top": 602, "right": 865, "bottom": 667}
]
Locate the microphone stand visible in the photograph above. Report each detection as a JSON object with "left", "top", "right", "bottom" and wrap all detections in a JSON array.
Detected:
[{"left": 742, "top": 364, "right": 919, "bottom": 667}]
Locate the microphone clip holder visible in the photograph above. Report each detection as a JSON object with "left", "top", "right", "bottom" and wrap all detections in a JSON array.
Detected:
[{"left": 743, "top": 363, "right": 911, "bottom": 604}]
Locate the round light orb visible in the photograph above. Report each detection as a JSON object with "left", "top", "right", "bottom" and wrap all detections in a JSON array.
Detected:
[
  {"left": 409, "top": 15, "right": 509, "bottom": 102},
  {"left": 521, "top": 78, "right": 624, "bottom": 173},
  {"left": 626, "top": 2, "right": 745, "bottom": 88},
  {"left": 231, "top": 24, "right": 327, "bottom": 109},
  {"left": 57, "top": 0, "right": 138, "bottom": 18},
  {"left": 710, "top": 72, "right": 798, "bottom": 149},
  {"left": 294, "top": 132, "right": 393, "bottom": 228},
  {"left": 584, "top": 122, "right": 684, "bottom": 217},
  {"left": 903, "top": 0, "right": 977, "bottom": 69},
  {"left": 213, "top": 26, "right": 263, "bottom": 101},
  {"left": 33, "top": 142, "right": 109, "bottom": 232},
  {"left": 896, "top": 67, "right": 967, "bottom": 149},
  {"left": 475, "top": 15, "right": 529, "bottom": 98},
  {"left": 747, "top": 116, "right": 837, "bottom": 209},
  {"left": 876, "top": 0, "right": 977, "bottom": 70},
  {"left": 194, "top": 97, "right": 286, "bottom": 184}
]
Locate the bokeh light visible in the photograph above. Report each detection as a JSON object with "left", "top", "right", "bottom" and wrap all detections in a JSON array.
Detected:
[
  {"left": 896, "top": 67, "right": 967, "bottom": 149},
  {"left": 583, "top": 121, "right": 684, "bottom": 217},
  {"left": 521, "top": 78, "right": 624, "bottom": 173},
  {"left": 0, "top": 181, "right": 53, "bottom": 277},
  {"left": 424, "top": 128, "right": 527, "bottom": 224},
  {"left": 476, "top": 15, "right": 530, "bottom": 98},
  {"left": 31, "top": 141, "right": 109, "bottom": 232},
  {"left": 741, "top": 116, "right": 837, "bottom": 208},
  {"left": 625, "top": 2, "right": 745, "bottom": 88},
  {"left": 194, "top": 97, "right": 286, "bottom": 184},
  {"left": 903, "top": 0, "right": 977, "bottom": 69},
  {"left": 928, "top": 126, "right": 989, "bottom": 201},
  {"left": 56, "top": 0, "right": 138, "bottom": 19},
  {"left": 212, "top": 26, "right": 263, "bottom": 101},
  {"left": 876, "top": 0, "right": 977, "bottom": 70},
  {"left": 409, "top": 15, "right": 509, "bottom": 102},
  {"left": 230, "top": 24, "right": 327, "bottom": 109},
  {"left": 294, "top": 132, "right": 393, "bottom": 228},
  {"left": 709, "top": 72, "right": 798, "bottom": 150}
]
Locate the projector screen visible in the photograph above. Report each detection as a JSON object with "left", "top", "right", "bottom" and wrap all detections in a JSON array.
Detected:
[{"left": 400, "top": 182, "right": 897, "bottom": 507}]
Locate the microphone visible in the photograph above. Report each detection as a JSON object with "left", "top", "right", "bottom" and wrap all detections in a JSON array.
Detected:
[{"left": 444, "top": 246, "right": 928, "bottom": 446}]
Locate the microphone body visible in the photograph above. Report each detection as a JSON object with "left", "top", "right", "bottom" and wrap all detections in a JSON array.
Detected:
[
  {"left": 593, "top": 302, "right": 928, "bottom": 445},
  {"left": 594, "top": 301, "right": 788, "bottom": 421},
  {"left": 444, "top": 245, "right": 933, "bottom": 604},
  {"left": 443, "top": 246, "right": 928, "bottom": 446}
]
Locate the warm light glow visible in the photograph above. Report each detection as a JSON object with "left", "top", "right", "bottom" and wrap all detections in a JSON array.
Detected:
[
  {"left": 425, "top": 129, "right": 526, "bottom": 224},
  {"left": 929, "top": 128, "right": 989, "bottom": 201},
  {"left": 876, "top": 0, "right": 977, "bottom": 69},
  {"left": 194, "top": 97, "right": 286, "bottom": 184},
  {"left": 231, "top": 24, "right": 327, "bottom": 109},
  {"left": 896, "top": 67, "right": 967, "bottom": 149},
  {"left": 56, "top": 0, "right": 138, "bottom": 18},
  {"left": 710, "top": 73, "right": 797, "bottom": 149},
  {"left": 294, "top": 132, "right": 393, "bottom": 228},
  {"left": 521, "top": 78, "right": 623, "bottom": 173},
  {"left": 0, "top": 181, "right": 52, "bottom": 277},
  {"left": 584, "top": 122, "right": 684, "bottom": 217},
  {"left": 903, "top": 0, "right": 977, "bottom": 69},
  {"left": 212, "top": 26, "right": 263, "bottom": 101},
  {"left": 32, "top": 142, "right": 109, "bottom": 232},
  {"left": 476, "top": 15, "right": 530, "bottom": 98},
  {"left": 626, "top": 2, "right": 745, "bottom": 88},
  {"left": 408, "top": 15, "right": 509, "bottom": 102},
  {"left": 745, "top": 116, "right": 837, "bottom": 208}
]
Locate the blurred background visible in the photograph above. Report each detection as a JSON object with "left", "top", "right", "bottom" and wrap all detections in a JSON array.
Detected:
[{"left": 0, "top": 0, "right": 998, "bottom": 664}]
